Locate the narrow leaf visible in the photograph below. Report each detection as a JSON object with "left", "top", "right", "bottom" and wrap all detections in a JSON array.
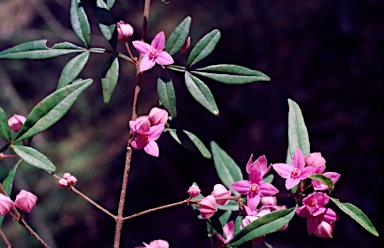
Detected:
[
  {"left": 0, "top": 164, "right": 19, "bottom": 228},
  {"left": 228, "top": 207, "right": 297, "bottom": 246},
  {"left": 96, "top": 0, "right": 117, "bottom": 49},
  {"left": 219, "top": 210, "right": 232, "bottom": 227},
  {"left": 166, "top": 16, "right": 191, "bottom": 55},
  {"left": 286, "top": 99, "right": 310, "bottom": 164},
  {"left": 330, "top": 198, "right": 379, "bottom": 237},
  {"left": 57, "top": 51, "right": 90, "bottom": 89},
  {"left": 187, "top": 29, "right": 221, "bottom": 67},
  {"left": 0, "top": 107, "right": 11, "bottom": 142},
  {"left": 193, "top": 64, "right": 270, "bottom": 84},
  {"left": 184, "top": 72, "right": 219, "bottom": 115},
  {"left": 70, "top": 0, "right": 91, "bottom": 47},
  {"left": 0, "top": 40, "right": 84, "bottom": 59},
  {"left": 104, "top": 0, "right": 115, "bottom": 8},
  {"left": 308, "top": 174, "right": 335, "bottom": 192},
  {"left": 210, "top": 141, "right": 243, "bottom": 195},
  {"left": 11, "top": 145, "right": 56, "bottom": 171},
  {"left": 13, "top": 79, "right": 93, "bottom": 142},
  {"left": 157, "top": 78, "right": 177, "bottom": 117},
  {"left": 168, "top": 129, "right": 212, "bottom": 159},
  {"left": 101, "top": 55, "right": 119, "bottom": 103}
]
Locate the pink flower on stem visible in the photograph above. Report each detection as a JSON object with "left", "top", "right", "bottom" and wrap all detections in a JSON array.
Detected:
[
  {"left": 179, "top": 36, "right": 190, "bottom": 52},
  {"left": 199, "top": 195, "right": 217, "bottom": 219},
  {"left": 305, "top": 152, "right": 326, "bottom": 168},
  {"left": 211, "top": 184, "right": 231, "bottom": 206},
  {"left": 149, "top": 107, "right": 168, "bottom": 126},
  {"left": 59, "top": 178, "right": 68, "bottom": 188},
  {"left": 8, "top": 114, "right": 26, "bottom": 132},
  {"left": 246, "top": 154, "right": 271, "bottom": 177},
  {"left": 132, "top": 31, "right": 174, "bottom": 72},
  {"left": 0, "top": 194, "right": 14, "bottom": 216},
  {"left": 117, "top": 20, "right": 134, "bottom": 41},
  {"left": 231, "top": 165, "right": 279, "bottom": 210},
  {"left": 187, "top": 184, "right": 201, "bottom": 198},
  {"left": 216, "top": 221, "right": 234, "bottom": 244},
  {"left": 311, "top": 165, "right": 340, "bottom": 191},
  {"left": 272, "top": 148, "right": 316, "bottom": 190},
  {"left": 14, "top": 190, "right": 38, "bottom": 213},
  {"left": 136, "top": 239, "right": 169, "bottom": 248}
]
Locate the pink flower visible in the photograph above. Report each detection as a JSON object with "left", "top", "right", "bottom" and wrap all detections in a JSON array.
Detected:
[
  {"left": 246, "top": 155, "right": 271, "bottom": 177},
  {"left": 132, "top": 31, "right": 174, "bottom": 72},
  {"left": 136, "top": 239, "right": 169, "bottom": 248},
  {"left": 297, "top": 206, "right": 339, "bottom": 238},
  {"left": 149, "top": 107, "right": 168, "bottom": 126},
  {"left": 8, "top": 114, "right": 26, "bottom": 132},
  {"left": 117, "top": 21, "right": 134, "bottom": 41},
  {"left": 297, "top": 192, "right": 329, "bottom": 216},
  {"left": 199, "top": 195, "right": 217, "bottom": 219},
  {"left": 211, "top": 184, "right": 231, "bottom": 206},
  {"left": 14, "top": 190, "right": 38, "bottom": 213},
  {"left": 59, "top": 178, "right": 68, "bottom": 188},
  {"left": 179, "top": 36, "right": 190, "bottom": 52},
  {"left": 0, "top": 194, "right": 14, "bottom": 216},
  {"left": 305, "top": 152, "right": 326, "bottom": 168},
  {"left": 311, "top": 166, "right": 340, "bottom": 191},
  {"left": 187, "top": 185, "right": 201, "bottom": 198},
  {"left": 272, "top": 149, "right": 316, "bottom": 190},
  {"left": 231, "top": 165, "right": 279, "bottom": 210},
  {"left": 216, "top": 221, "right": 234, "bottom": 244},
  {"left": 67, "top": 175, "right": 78, "bottom": 186}
]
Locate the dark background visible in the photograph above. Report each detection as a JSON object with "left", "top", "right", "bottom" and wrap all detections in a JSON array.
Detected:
[{"left": 0, "top": 0, "right": 382, "bottom": 247}]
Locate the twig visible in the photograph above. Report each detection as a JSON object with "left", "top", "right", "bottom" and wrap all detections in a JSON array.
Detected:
[{"left": 0, "top": 229, "right": 12, "bottom": 248}]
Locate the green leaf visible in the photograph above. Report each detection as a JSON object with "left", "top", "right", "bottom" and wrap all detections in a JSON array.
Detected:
[
  {"left": 13, "top": 79, "right": 93, "bottom": 143},
  {"left": 166, "top": 65, "right": 186, "bottom": 72},
  {"left": 0, "top": 40, "right": 84, "bottom": 59},
  {"left": 228, "top": 207, "right": 297, "bottom": 247},
  {"left": 217, "top": 200, "right": 239, "bottom": 211},
  {"left": 286, "top": 99, "right": 310, "bottom": 164},
  {"left": 70, "top": 0, "right": 91, "bottom": 47},
  {"left": 219, "top": 210, "right": 232, "bottom": 227},
  {"left": 210, "top": 141, "right": 243, "bottom": 195},
  {"left": 308, "top": 174, "right": 335, "bottom": 192},
  {"left": 166, "top": 16, "right": 191, "bottom": 55},
  {"left": 11, "top": 145, "right": 56, "bottom": 171},
  {"left": 0, "top": 164, "right": 19, "bottom": 228},
  {"left": 0, "top": 107, "right": 11, "bottom": 142},
  {"left": 263, "top": 174, "right": 274, "bottom": 184},
  {"left": 96, "top": 0, "right": 117, "bottom": 49},
  {"left": 186, "top": 29, "right": 221, "bottom": 67},
  {"left": 101, "top": 55, "right": 119, "bottom": 103},
  {"left": 57, "top": 51, "right": 90, "bottom": 89},
  {"left": 157, "top": 78, "right": 177, "bottom": 117},
  {"left": 184, "top": 72, "right": 219, "bottom": 115},
  {"left": 330, "top": 198, "right": 379, "bottom": 237},
  {"left": 192, "top": 64, "right": 270, "bottom": 84},
  {"left": 234, "top": 215, "right": 243, "bottom": 236},
  {"left": 104, "top": 0, "right": 115, "bottom": 8},
  {"left": 168, "top": 129, "right": 212, "bottom": 159}
]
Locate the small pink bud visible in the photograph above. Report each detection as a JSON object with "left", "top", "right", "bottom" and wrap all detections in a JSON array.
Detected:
[
  {"left": 117, "top": 21, "right": 134, "bottom": 41},
  {"left": 14, "top": 190, "right": 38, "bottom": 213},
  {"left": 211, "top": 184, "right": 231, "bottom": 206},
  {"left": 8, "top": 114, "right": 26, "bottom": 132},
  {"left": 147, "top": 239, "right": 169, "bottom": 248},
  {"left": 179, "top": 36, "right": 190, "bottom": 52},
  {"left": 199, "top": 195, "right": 217, "bottom": 219},
  {"left": 67, "top": 175, "right": 77, "bottom": 186},
  {"left": 305, "top": 152, "right": 326, "bottom": 168},
  {"left": 187, "top": 185, "right": 201, "bottom": 198},
  {"left": 313, "top": 221, "right": 334, "bottom": 238},
  {"left": 63, "top": 173, "right": 72, "bottom": 180},
  {"left": 149, "top": 107, "right": 168, "bottom": 126},
  {"left": 59, "top": 178, "right": 68, "bottom": 188},
  {"left": 260, "top": 196, "right": 277, "bottom": 206},
  {"left": 0, "top": 194, "right": 14, "bottom": 216}
]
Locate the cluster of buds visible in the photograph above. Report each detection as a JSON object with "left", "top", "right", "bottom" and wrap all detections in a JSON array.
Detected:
[
  {"left": 58, "top": 173, "right": 78, "bottom": 188},
  {"left": 8, "top": 114, "right": 26, "bottom": 132},
  {"left": 0, "top": 190, "right": 38, "bottom": 216}
]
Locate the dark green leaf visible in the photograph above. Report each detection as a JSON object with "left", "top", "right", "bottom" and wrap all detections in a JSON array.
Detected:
[
  {"left": 330, "top": 198, "right": 379, "bottom": 237},
  {"left": 234, "top": 215, "right": 243, "bottom": 236},
  {"left": 57, "top": 51, "right": 90, "bottom": 89},
  {"left": 0, "top": 107, "right": 11, "bottom": 142},
  {"left": 157, "top": 78, "right": 177, "bottom": 117},
  {"left": 101, "top": 55, "right": 119, "bottom": 103},
  {"left": 184, "top": 72, "right": 219, "bottom": 115},
  {"left": 70, "top": 0, "right": 91, "bottom": 47},
  {"left": 0, "top": 164, "right": 19, "bottom": 228},
  {"left": 11, "top": 145, "right": 56, "bottom": 171},
  {"left": 219, "top": 210, "right": 232, "bottom": 227},
  {"left": 193, "top": 64, "right": 270, "bottom": 84},
  {"left": 104, "top": 0, "right": 115, "bottom": 8},
  {"left": 211, "top": 141, "right": 243, "bottom": 195},
  {"left": 286, "top": 99, "right": 310, "bottom": 164},
  {"left": 96, "top": 0, "right": 117, "bottom": 49},
  {"left": 166, "top": 65, "right": 186, "bottom": 72},
  {"left": 13, "top": 79, "right": 93, "bottom": 142},
  {"left": 168, "top": 129, "right": 212, "bottom": 159},
  {"left": 228, "top": 207, "right": 297, "bottom": 246},
  {"left": 0, "top": 40, "right": 84, "bottom": 59},
  {"left": 308, "top": 174, "right": 334, "bottom": 192},
  {"left": 187, "top": 29, "right": 221, "bottom": 67},
  {"left": 166, "top": 16, "right": 191, "bottom": 55}
]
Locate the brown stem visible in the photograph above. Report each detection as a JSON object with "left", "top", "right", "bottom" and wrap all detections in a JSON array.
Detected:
[
  {"left": 0, "top": 229, "right": 12, "bottom": 248},
  {"left": 142, "top": 0, "right": 151, "bottom": 41},
  {"left": 18, "top": 218, "right": 51, "bottom": 248}
]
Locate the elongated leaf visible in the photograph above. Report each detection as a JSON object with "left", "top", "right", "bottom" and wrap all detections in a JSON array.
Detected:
[
  {"left": 187, "top": 29, "right": 221, "bottom": 67},
  {"left": 57, "top": 51, "right": 90, "bottom": 89},
  {"left": 330, "top": 198, "right": 379, "bottom": 237},
  {"left": 192, "top": 64, "right": 270, "bottom": 84},
  {"left": 168, "top": 129, "right": 212, "bottom": 159},
  {"left": 11, "top": 145, "right": 56, "bottom": 171},
  {"left": 217, "top": 200, "right": 239, "bottom": 211},
  {"left": 97, "top": 0, "right": 117, "bottom": 49},
  {"left": 104, "top": 0, "right": 115, "bottom": 8},
  {"left": 308, "top": 174, "right": 334, "bottom": 192},
  {"left": 0, "top": 107, "right": 11, "bottom": 142},
  {"left": 228, "top": 207, "right": 297, "bottom": 246},
  {"left": 219, "top": 210, "right": 232, "bottom": 227},
  {"left": 184, "top": 72, "right": 219, "bottom": 115},
  {"left": 286, "top": 99, "right": 310, "bottom": 164},
  {"left": 157, "top": 78, "right": 177, "bottom": 117},
  {"left": 211, "top": 141, "right": 242, "bottom": 195},
  {"left": 13, "top": 79, "right": 93, "bottom": 142},
  {"left": 0, "top": 164, "right": 19, "bottom": 228},
  {"left": 70, "top": 0, "right": 91, "bottom": 47},
  {"left": 166, "top": 16, "right": 191, "bottom": 55},
  {"left": 0, "top": 40, "right": 84, "bottom": 59},
  {"left": 101, "top": 55, "right": 119, "bottom": 103}
]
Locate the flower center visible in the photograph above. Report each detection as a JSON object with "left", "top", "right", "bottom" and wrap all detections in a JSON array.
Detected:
[
  {"left": 250, "top": 184, "right": 260, "bottom": 193},
  {"left": 291, "top": 168, "right": 301, "bottom": 178},
  {"left": 309, "top": 198, "right": 318, "bottom": 207},
  {"left": 149, "top": 49, "right": 158, "bottom": 59}
]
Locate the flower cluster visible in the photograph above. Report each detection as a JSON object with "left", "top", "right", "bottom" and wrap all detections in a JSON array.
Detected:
[
  {"left": 0, "top": 190, "right": 38, "bottom": 216},
  {"left": 196, "top": 183, "right": 232, "bottom": 219},
  {"left": 58, "top": 173, "right": 78, "bottom": 188}
]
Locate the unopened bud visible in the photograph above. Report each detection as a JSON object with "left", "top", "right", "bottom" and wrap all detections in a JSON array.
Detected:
[
  {"left": 8, "top": 114, "right": 26, "bottom": 132},
  {"left": 14, "top": 190, "right": 38, "bottom": 213},
  {"left": 187, "top": 185, "right": 201, "bottom": 198},
  {"left": 117, "top": 21, "right": 134, "bottom": 41},
  {"left": 0, "top": 194, "right": 14, "bottom": 216},
  {"left": 59, "top": 178, "right": 68, "bottom": 188},
  {"left": 149, "top": 107, "right": 168, "bottom": 126},
  {"left": 67, "top": 175, "right": 77, "bottom": 186},
  {"left": 305, "top": 152, "right": 326, "bottom": 168}
]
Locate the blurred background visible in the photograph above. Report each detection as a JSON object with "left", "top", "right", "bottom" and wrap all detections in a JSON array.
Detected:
[{"left": 0, "top": 0, "right": 382, "bottom": 247}]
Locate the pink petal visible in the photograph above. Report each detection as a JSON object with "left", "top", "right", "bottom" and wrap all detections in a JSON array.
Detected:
[
  {"left": 322, "top": 208, "right": 339, "bottom": 223},
  {"left": 272, "top": 163, "right": 292, "bottom": 179},
  {"left": 285, "top": 177, "right": 300, "bottom": 190},
  {"left": 296, "top": 206, "right": 310, "bottom": 217},
  {"left": 140, "top": 55, "right": 156, "bottom": 72},
  {"left": 249, "top": 166, "right": 262, "bottom": 184},
  {"left": 299, "top": 166, "right": 317, "bottom": 179},
  {"left": 129, "top": 120, "right": 137, "bottom": 133},
  {"left": 307, "top": 216, "right": 320, "bottom": 235},
  {"left": 314, "top": 221, "right": 334, "bottom": 238},
  {"left": 144, "top": 141, "right": 159, "bottom": 157},
  {"left": 131, "top": 139, "right": 147, "bottom": 150},
  {"left": 247, "top": 194, "right": 260, "bottom": 210},
  {"left": 151, "top": 31, "right": 166, "bottom": 51},
  {"left": 292, "top": 149, "right": 305, "bottom": 169},
  {"left": 259, "top": 182, "right": 279, "bottom": 196},
  {"left": 149, "top": 124, "right": 164, "bottom": 141},
  {"left": 245, "top": 155, "right": 254, "bottom": 174},
  {"left": 231, "top": 180, "right": 251, "bottom": 194},
  {"left": 155, "top": 51, "right": 174, "bottom": 66},
  {"left": 324, "top": 172, "right": 341, "bottom": 184},
  {"left": 132, "top": 41, "right": 152, "bottom": 55},
  {"left": 148, "top": 239, "right": 169, "bottom": 248}
]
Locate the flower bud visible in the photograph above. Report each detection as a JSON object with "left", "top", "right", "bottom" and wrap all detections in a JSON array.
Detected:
[
  {"left": 14, "top": 190, "right": 38, "bottom": 213},
  {"left": 8, "top": 114, "right": 26, "bottom": 132},
  {"left": 117, "top": 21, "right": 134, "bottom": 41},
  {"left": 149, "top": 107, "right": 168, "bottom": 126},
  {"left": 0, "top": 194, "right": 14, "bottom": 216},
  {"left": 313, "top": 221, "right": 334, "bottom": 238},
  {"left": 67, "top": 175, "right": 78, "bottom": 186},
  {"left": 63, "top": 173, "right": 71, "bottom": 180},
  {"left": 211, "top": 184, "right": 231, "bottom": 206},
  {"left": 305, "top": 152, "right": 326, "bottom": 168},
  {"left": 179, "top": 36, "right": 190, "bottom": 52},
  {"left": 260, "top": 196, "right": 277, "bottom": 206},
  {"left": 59, "top": 178, "right": 68, "bottom": 188},
  {"left": 199, "top": 195, "right": 217, "bottom": 219},
  {"left": 187, "top": 185, "right": 201, "bottom": 198}
]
